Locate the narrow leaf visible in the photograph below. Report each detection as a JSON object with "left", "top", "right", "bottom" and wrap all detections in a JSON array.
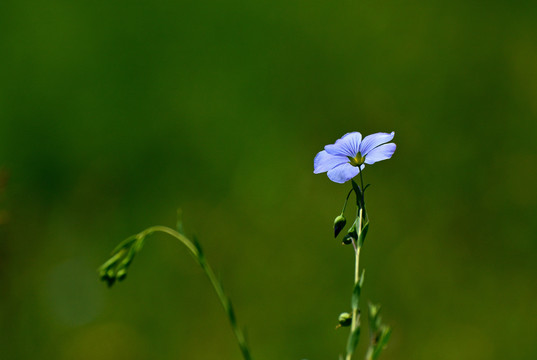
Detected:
[
  {"left": 351, "top": 270, "right": 365, "bottom": 310},
  {"left": 372, "top": 327, "right": 392, "bottom": 360},
  {"left": 346, "top": 327, "right": 361, "bottom": 356},
  {"left": 351, "top": 179, "right": 363, "bottom": 208},
  {"left": 191, "top": 235, "right": 205, "bottom": 264},
  {"left": 226, "top": 298, "right": 237, "bottom": 327},
  {"left": 359, "top": 269, "right": 365, "bottom": 288},
  {"left": 351, "top": 282, "right": 361, "bottom": 310},
  {"left": 176, "top": 209, "right": 185, "bottom": 235},
  {"left": 357, "top": 221, "right": 369, "bottom": 247}
]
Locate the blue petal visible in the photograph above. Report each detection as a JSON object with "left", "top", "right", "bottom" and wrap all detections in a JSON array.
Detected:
[
  {"left": 324, "top": 132, "right": 362, "bottom": 157},
  {"left": 364, "top": 143, "right": 396, "bottom": 164},
  {"left": 327, "top": 163, "right": 363, "bottom": 184},
  {"left": 359, "top": 132, "right": 395, "bottom": 155},
  {"left": 314, "top": 150, "right": 349, "bottom": 174}
]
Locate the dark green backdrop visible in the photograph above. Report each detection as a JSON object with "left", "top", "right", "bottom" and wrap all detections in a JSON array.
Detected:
[{"left": 1, "top": 0, "right": 536, "bottom": 359}]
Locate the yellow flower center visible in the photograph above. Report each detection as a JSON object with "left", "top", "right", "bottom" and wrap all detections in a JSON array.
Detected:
[{"left": 348, "top": 152, "right": 365, "bottom": 167}]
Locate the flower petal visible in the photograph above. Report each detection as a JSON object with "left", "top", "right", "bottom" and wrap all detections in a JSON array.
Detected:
[
  {"left": 324, "top": 132, "right": 362, "bottom": 157},
  {"left": 364, "top": 143, "right": 396, "bottom": 164},
  {"left": 327, "top": 163, "right": 363, "bottom": 184},
  {"left": 313, "top": 150, "right": 349, "bottom": 174},
  {"left": 359, "top": 132, "right": 395, "bottom": 156}
]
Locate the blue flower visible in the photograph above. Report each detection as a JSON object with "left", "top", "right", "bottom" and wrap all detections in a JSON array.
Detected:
[{"left": 314, "top": 132, "right": 396, "bottom": 183}]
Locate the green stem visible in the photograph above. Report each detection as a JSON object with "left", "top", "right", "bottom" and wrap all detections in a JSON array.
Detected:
[
  {"left": 345, "top": 208, "right": 363, "bottom": 360},
  {"left": 139, "top": 226, "right": 252, "bottom": 360},
  {"left": 341, "top": 188, "right": 354, "bottom": 214},
  {"left": 358, "top": 169, "right": 367, "bottom": 221}
]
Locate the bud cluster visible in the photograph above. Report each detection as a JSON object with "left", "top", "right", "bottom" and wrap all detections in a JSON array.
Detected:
[
  {"left": 333, "top": 180, "right": 369, "bottom": 247},
  {"left": 98, "top": 235, "right": 144, "bottom": 287}
]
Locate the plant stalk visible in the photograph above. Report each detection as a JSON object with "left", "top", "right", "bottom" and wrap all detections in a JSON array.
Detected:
[
  {"left": 139, "top": 226, "right": 252, "bottom": 360},
  {"left": 345, "top": 208, "right": 363, "bottom": 360}
]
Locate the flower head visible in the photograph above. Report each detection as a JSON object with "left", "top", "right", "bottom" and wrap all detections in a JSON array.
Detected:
[{"left": 314, "top": 132, "right": 396, "bottom": 183}]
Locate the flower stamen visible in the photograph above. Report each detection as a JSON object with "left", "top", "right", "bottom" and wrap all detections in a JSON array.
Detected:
[{"left": 348, "top": 152, "right": 365, "bottom": 167}]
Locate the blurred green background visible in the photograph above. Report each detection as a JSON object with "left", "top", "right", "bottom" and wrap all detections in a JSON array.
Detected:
[{"left": 1, "top": 0, "right": 536, "bottom": 359}]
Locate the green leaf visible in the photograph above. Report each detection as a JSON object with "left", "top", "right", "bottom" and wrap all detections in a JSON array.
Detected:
[
  {"left": 176, "top": 209, "right": 185, "bottom": 235},
  {"left": 226, "top": 298, "right": 237, "bottom": 327},
  {"left": 372, "top": 326, "right": 392, "bottom": 360},
  {"left": 191, "top": 235, "right": 205, "bottom": 265},
  {"left": 368, "top": 302, "right": 381, "bottom": 333},
  {"left": 351, "top": 269, "right": 365, "bottom": 310},
  {"left": 346, "top": 326, "right": 361, "bottom": 356},
  {"left": 351, "top": 284, "right": 360, "bottom": 311},
  {"left": 357, "top": 221, "right": 369, "bottom": 247},
  {"left": 359, "top": 269, "right": 365, "bottom": 288},
  {"left": 351, "top": 179, "right": 363, "bottom": 208},
  {"left": 365, "top": 346, "right": 374, "bottom": 360}
]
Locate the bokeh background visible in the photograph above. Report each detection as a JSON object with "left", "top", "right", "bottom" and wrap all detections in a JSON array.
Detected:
[{"left": 1, "top": 0, "right": 536, "bottom": 359}]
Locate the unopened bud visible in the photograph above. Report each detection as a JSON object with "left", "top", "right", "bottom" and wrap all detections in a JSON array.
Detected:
[
  {"left": 338, "top": 312, "right": 352, "bottom": 327},
  {"left": 369, "top": 303, "right": 380, "bottom": 319},
  {"left": 342, "top": 224, "right": 357, "bottom": 245},
  {"left": 334, "top": 214, "right": 347, "bottom": 238},
  {"left": 102, "top": 268, "right": 116, "bottom": 287},
  {"left": 98, "top": 268, "right": 107, "bottom": 280},
  {"left": 117, "top": 268, "right": 127, "bottom": 281}
]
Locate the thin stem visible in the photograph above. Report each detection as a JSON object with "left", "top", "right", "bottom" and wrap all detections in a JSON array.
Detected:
[
  {"left": 141, "top": 226, "right": 199, "bottom": 256},
  {"left": 358, "top": 169, "right": 367, "bottom": 221},
  {"left": 342, "top": 188, "right": 354, "bottom": 214},
  {"left": 345, "top": 208, "right": 363, "bottom": 360},
  {"left": 139, "top": 226, "right": 252, "bottom": 360},
  {"left": 359, "top": 170, "right": 365, "bottom": 197},
  {"left": 202, "top": 262, "right": 252, "bottom": 360}
]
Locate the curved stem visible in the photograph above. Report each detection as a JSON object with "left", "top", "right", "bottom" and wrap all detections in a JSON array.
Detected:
[
  {"left": 342, "top": 188, "right": 354, "bottom": 214},
  {"left": 141, "top": 226, "right": 199, "bottom": 256},
  {"left": 139, "top": 226, "right": 252, "bottom": 360}
]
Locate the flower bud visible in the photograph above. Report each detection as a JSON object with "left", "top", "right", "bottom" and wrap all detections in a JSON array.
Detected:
[
  {"left": 369, "top": 304, "right": 379, "bottom": 317},
  {"left": 338, "top": 312, "right": 352, "bottom": 327},
  {"left": 116, "top": 267, "right": 127, "bottom": 281},
  {"left": 342, "top": 224, "right": 357, "bottom": 245},
  {"left": 101, "top": 273, "right": 116, "bottom": 287},
  {"left": 333, "top": 214, "right": 346, "bottom": 238}
]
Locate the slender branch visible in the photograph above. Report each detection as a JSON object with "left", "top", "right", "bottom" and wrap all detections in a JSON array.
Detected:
[
  {"left": 104, "top": 226, "right": 253, "bottom": 360},
  {"left": 140, "top": 226, "right": 199, "bottom": 256},
  {"left": 342, "top": 188, "right": 354, "bottom": 214}
]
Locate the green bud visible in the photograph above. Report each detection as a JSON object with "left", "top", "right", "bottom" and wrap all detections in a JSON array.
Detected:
[
  {"left": 116, "top": 267, "right": 127, "bottom": 281},
  {"left": 98, "top": 267, "right": 108, "bottom": 280},
  {"left": 101, "top": 268, "right": 116, "bottom": 287},
  {"left": 338, "top": 312, "right": 352, "bottom": 327},
  {"left": 334, "top": 214, "right": 346, "bottom": 237},
  {"left": 101, "top": 273, "right": 116, "bottom": 287},
  {"left": 342, "top": 224, "right": 357, "bottom": 245},
  {"left": 369, "top": 303, "right": 380, "bottom": 320}
]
